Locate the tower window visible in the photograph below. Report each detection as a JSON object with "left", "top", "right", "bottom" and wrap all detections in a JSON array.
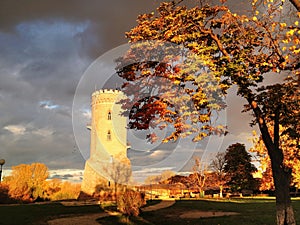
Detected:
[
  {"left": 107, "top": 130, "right": 111, "bottom": 141},
  {"left": 108, "top": 111, "right": 112, "bottom": 120}
]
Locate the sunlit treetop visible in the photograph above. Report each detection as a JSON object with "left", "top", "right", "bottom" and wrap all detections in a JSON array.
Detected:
[{"left": 116, "top": 0, "right": 299, "bottom": 143}]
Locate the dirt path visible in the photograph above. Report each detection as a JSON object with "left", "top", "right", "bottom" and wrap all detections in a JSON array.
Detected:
[
  {"left": 47, "top": 200, "right": 174, "bottom": 224},
  {"left": 47, "top": 200, "right": 239, "bottom": 224},
  {"left": 142, "top": 200, "right": 175, "bottom": 212}
]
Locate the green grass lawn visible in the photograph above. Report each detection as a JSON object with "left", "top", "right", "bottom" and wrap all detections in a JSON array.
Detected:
[
  {"left": 0, "top": 202, "right": 102, "bottom": 225},
  {"left": 99, "top": 198, "right": 300, "bottom": 225},
  {"left": 1, "top": 198, "right": 300, "bottom": 225}
]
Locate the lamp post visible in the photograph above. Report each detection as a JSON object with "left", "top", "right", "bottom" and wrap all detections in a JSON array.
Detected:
[{"left": 0, "top": 159, "right": 5, "bottom": 183}]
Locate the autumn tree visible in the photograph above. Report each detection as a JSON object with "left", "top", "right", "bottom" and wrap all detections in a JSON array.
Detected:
[
  {"left": 116, "top": 1, "right": 299, "bottom": 224},
  {"left": 191, "top": 157, "right": 208, "bottom": 196},
  {"left": 145, "top": 170, "right": 175, "bottom": 184},
  {"left": 166, "top": 174, "right": 193, "bottom": 187},
  {"left": 6, "top": 163, "right": 49, "bottom": 202},
  {"left": 224, "top": 143, "right": 258, "bottom": 192},
  {"left": 210, "top": 152, "right": 227, "bottom": 197}
]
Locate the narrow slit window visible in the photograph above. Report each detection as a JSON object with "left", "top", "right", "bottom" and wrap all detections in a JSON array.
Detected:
[
  {"left": 108, "top": 111, "right": 112, "bottom": 120},
  {"left": 107, "top": 130, "right": 111, "bottom": 141}
]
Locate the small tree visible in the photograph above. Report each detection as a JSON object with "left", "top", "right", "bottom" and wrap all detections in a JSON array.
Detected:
[
  {"left": 224, "top": 143, "right": 258, "bottom": 192},
  {"left": 210, "top": 152, "right": 227, "bottom": 197},
  {"left": 191, "top": 157, "right": 208, "bottom": 197},
  {"left": 102, "top": 154, "right": 132, "bottom": 202}
]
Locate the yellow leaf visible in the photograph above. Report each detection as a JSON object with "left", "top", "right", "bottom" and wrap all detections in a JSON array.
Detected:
[
  {"left": 253, "top": 16, "right": 257, "bottom": 21},
  {"left": 280, "top": 23, "right": 286, "bottom": 28},
  {"left": 294, "top": 49, "right": 300, "bottom": 54},
  {"left": 282, "top": 39, "right": 289, "bottom": 43},
  {"left": 287, "top": 29, "right": 295, "bottom": 36},
  {"left": 295, "top": 21, "right": 299, "bottom": 26}
]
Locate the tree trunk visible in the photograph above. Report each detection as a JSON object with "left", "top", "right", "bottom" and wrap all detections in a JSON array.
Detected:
[
  {"left": 272, "top": 163, "right": 296, "bottom": 225},
  {"left": 249, "top": 99, "right": 296, "bottom": 225},
  {"left": 220, "top": 185, "right": 223, "bottom": 198}
]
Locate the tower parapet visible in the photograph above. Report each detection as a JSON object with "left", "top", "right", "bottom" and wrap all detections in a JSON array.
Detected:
[{"left": 91, "top": 89, "right": 123, "bottom": 105}]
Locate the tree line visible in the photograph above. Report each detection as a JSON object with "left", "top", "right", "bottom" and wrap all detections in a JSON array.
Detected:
[
  {"left": 0, "top": 163, "right": 80, "bottom": 203},
  {"left": 145, "top": 142, "right": 300, "bottom": 197}
]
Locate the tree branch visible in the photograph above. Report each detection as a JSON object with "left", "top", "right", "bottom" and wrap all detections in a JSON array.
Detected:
[
  {"left": 274, "top": 106, "right": 280, "bottom": 150},
  {"left": 199, "top": 28, "right": 231, "bottom": 60},
  {"left": 189, "top": 18, "right": 231, "bottom": 61},
  {"left": 289, "top": 0, "right": 300, "bottom": 11},
  {"left": 247, "top": 98, "right": 274, "bottom": 151}
]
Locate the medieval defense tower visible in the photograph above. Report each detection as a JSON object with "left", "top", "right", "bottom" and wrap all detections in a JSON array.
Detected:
[{"left": 81, "top": 89, "right": 131, "bottom": 196}]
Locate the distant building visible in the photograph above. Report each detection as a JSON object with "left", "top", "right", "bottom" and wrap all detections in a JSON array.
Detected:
[{"left": 81, "top": 89, "right": 131, "bottom": 196}]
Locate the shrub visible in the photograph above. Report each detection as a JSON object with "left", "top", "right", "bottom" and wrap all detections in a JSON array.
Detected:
[{"left": 117, "top": 190, "right": 146, "bottom": 217}]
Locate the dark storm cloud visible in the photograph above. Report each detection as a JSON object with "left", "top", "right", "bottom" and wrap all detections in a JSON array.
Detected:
[
  {"left": 0, "top": 0, "right": 167, "bottom": 170},
  {"left": 0, "top": 0, "right": 161, "bottom": 57}
]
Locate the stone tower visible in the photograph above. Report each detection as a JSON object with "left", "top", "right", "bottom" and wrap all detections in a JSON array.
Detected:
[{"left": 81, "top": 89, "right": 130, "bottom": 196}]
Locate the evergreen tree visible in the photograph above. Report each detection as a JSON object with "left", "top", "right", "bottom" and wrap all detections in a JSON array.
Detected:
[{"left": 224, "top": 143, "right": 258, "bottom": 192}]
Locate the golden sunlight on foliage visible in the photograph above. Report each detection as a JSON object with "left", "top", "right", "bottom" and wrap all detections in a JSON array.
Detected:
[
  {"left": 1, "top": 163, "right": 80, "bottom": 202},
  {"left": 4, "top": 163, "right": 49, "bottom": 202}
]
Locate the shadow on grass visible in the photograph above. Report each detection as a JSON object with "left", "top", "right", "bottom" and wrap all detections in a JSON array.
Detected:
[
  {"left": 97, "top": 199, "right": 300, "bottom": 225},
  {"left": 0, "top": 202, "right": 102, "bottom": 225},
  {"left": 97, "top": 215, "right": 154, "bottom": 225}
]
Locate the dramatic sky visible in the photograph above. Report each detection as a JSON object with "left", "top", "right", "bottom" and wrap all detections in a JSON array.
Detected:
[{"left": 1, "top": 0, "right": 292, "bottom": 182}]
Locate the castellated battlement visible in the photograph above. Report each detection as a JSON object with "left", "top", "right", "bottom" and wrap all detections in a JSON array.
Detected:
[
  {"left": 91, "top": 89, "right": 123, "bottom": 105},
  {"left": 92, "top": 89, "right": 121, "bottom": 96}
]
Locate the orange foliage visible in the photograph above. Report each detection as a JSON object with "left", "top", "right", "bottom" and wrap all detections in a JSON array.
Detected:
[
  {"left": 47, "top": 181, "right": 81, "bottom": 201},
  {"left": 5, "top": 163, "right": 48, "bottom": 202},
  {"left": 4, "top": 163, "right": 81, "bottom": 202}
]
